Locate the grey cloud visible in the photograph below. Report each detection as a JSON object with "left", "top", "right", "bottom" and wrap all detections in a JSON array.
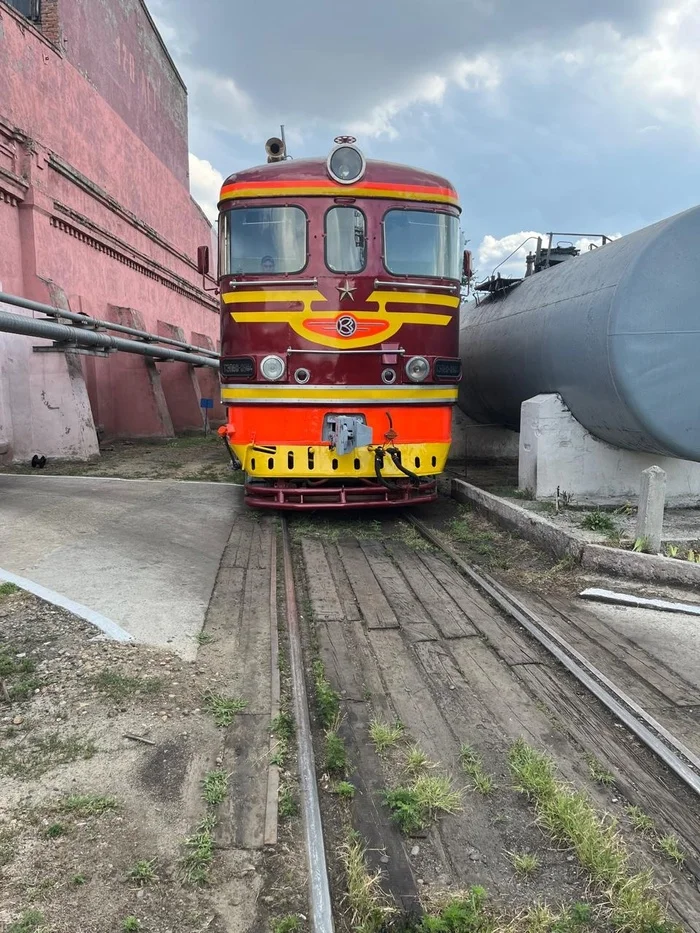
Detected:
[{"left": 152, "top": 0, "right": 663, "bottom": 129}]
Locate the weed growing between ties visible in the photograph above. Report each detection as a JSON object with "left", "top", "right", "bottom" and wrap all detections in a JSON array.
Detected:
[
  {"left": 507, "top": 851, "right": 541, "bottom": 878},
  {"left": 271, "top": 916, "right": 301, "bottom": 933},
  {"left": 203, "top": 691, "right": 248, "bottom": 726},
  {"left": 181, "top": 815, "right": 216, "bottom": 885},
  {"left": 291, "top": 516, "right": 382, "bottom": 544},
  {"left": 270, "top": 712, "right": 295, "bottom": 767},
  {"left": 625, "top": 806, "right": 655, "bottom": 836},
  {"left": 459, "top": 744, "right": 495, "bottom": 796},
  {"left": 448, "top": 511, "right": 496, "bottom": 557},
  {"left": 656, "top": 835, "right": 685, "bottom": 866},
  {"left": 333, "top": 780, "right": 356, "bottom": 800},
  {"left": 278, "top": 784, "right": 299, "bottom": 820},
  {"left": 201, "top": 770, "right": 229, "bottom": 806},
  {"left": 324, "top": 729, "right": 348, "bottom": 775},
  {"left": 508, "top": 739, "right": 683, "bottom": 933},
  {"left": 340, "top": 831, "right": 396, "bottom": 933},
  {"left": 312, "top": 660, "right": 340, "bottom": 729},
  {"left": 584, "top": 754, "right": 615, "bottom": 787},
  {"left": 128, "top": 858, "right": 159, "bottom": 886},
  {"left": 369, "top": 719, "right": 405, "bottom": 753}
]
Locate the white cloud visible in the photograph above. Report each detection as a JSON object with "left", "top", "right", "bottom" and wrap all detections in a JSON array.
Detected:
[
  {"left": 188, "top": 153, "right": 224, "bottom": 223},
  {"left": 477, "top": 231, "right": 621, "bottom": 278}
]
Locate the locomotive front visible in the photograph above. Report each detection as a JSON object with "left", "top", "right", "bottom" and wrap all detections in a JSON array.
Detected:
[{"left": 214, "top": 138, "right": 464, "bottom": 509}]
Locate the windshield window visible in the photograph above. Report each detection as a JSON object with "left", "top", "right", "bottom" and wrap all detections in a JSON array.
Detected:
[
  {"left": 325, "top": 207, "right": 367, "bottom": 273},
  {"left": 383, "top": 210, "right": 460, "bottom": 279},
  {"left": 220, "top": 207, "right": 307, "bottom": 275}
]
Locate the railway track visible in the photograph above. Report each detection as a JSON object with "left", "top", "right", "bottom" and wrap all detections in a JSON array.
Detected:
[{"left": 279, "top": 508, "right": 700, "bottom": 933}]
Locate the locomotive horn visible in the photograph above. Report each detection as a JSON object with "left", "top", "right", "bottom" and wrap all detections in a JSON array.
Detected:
[{"left": 265, "top": 137, "right": 286, "bottom": 163}]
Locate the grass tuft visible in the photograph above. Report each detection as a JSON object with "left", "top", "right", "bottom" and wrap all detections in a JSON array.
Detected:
[
  {"left": 278, "top": 784, "right": 298, "bottom": 820},
  {"left": 657, "top": 834, "right": 685, "bottom": 866},
  {"left": 448, "top": 513, "right": 495, "bottom": 556},
  {"left": 420, "top": 887, "right": 491, "bottom": 933},
  {"left": 45, "top": 822, "right": 66, "bottom": 839},
  {"left": 0, "top": 731, "right": 96, "bottom": 779},
  {"left": 508, "top": 851, "right": 540, "bottom": 877},
  {"left": 89, "top": 669, "right": 162, "bottom": 700},
  {"left": 333, "top": 780, "right": 356, "bottom": 800},
  {"left": 312, "top": 660, "right": 340, "bottom": 729},
  {"left": 412, "top": 774, "right": 463, "bottom": 818},
  {"left": 508, "top": 739, "right": 682, "bottom": 933},
  {"left": 201, "top": 770, "right": 229, "bottom": 806},
  {"left": 404, "top": 744, "right": 434, "bottom": 776},
  {"left": 625, "top": 805, "right": 654, "bottom": 835},
  {"left": 459, "top": 744, "right": 495, "bottom": 795},
  {"left": 0, "top": 582, "right": 20, "bottom": 597},
  {"left": 129, "top": 858, "right": 158, "bottom": 886},
  {"left": 584, "top": 753, "right": 615, "bottom": 787},
  {"left": 383, "top": 786, "right": 425, "bottom": 834},
  {"left": 8, "top": 911, "right": 44, "bottom": 933},
  {"left": 369, "top": 718, "right": 404, "bottom": 753},
  {"left": 194, "top": 631, "right": 214, "bottom": 646},
  {"left": 72, "top": 873, "right": 87, "bottom": 885},
  {"left": 203, "top": 691, "right": 248, "bottom": 726},
  {"left": 324, "top": 731, "right": 347, "bottom": 775},
  {"left": 122, "top": 918, "right": 140, "bottom": 932},
  {"left": 341, "top": 831, "right": 396, "bottom": 933},
  {"left": 181, "top": 816, "right": 216, "bottom": 884},
  {"left": 58, "top": 794, "right": 119, "bottom": 815},
  {"left": 271, "top": 916, "right": 301, "bottom": 933},
  {"left": 580, "top": 510, "right": 616, "bottom": 533}
]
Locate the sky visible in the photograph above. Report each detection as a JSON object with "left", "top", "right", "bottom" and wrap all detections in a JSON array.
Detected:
[{"left": 149, "top": 0, "right": 700, "bottom": 278}]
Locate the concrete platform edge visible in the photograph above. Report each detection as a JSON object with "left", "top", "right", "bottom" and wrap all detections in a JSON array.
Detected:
[
  {"left": 0, "top": 566, "right": 133, "bottom": 642},
  {"left": 450, "top": 478, "right": 700, "bottom": 587}
]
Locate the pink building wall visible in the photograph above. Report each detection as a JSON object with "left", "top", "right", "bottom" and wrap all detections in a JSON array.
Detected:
[{"left": 0, "top": 0, "right": 223, "bottom": 459}]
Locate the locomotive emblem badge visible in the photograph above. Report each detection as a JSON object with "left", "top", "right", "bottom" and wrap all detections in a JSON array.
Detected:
[{"left": 336, "top": 315, "right": 357, "bottom": 337}]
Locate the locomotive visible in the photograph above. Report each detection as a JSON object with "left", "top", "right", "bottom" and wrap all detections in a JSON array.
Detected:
[{"left": 197, "top": 136, "right": 466, "bottom": 509}]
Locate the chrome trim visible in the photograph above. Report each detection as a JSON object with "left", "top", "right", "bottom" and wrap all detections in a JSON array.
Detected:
[
  {"left": 285, "top": 347, "right": 406, "bottom": 356},
  {"left": 373, "top": 279, "right": 459, "bottom": 292},
  {"left": 226, "top": 278, "right": 318, "bottom": 289},
  {"left": 327, "top": 144, "right": 366, "bottom": 185}
]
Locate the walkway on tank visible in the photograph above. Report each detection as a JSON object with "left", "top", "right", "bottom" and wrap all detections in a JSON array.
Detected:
[{"left": 0, "top": 474, "right": 242, "bottom": 659}]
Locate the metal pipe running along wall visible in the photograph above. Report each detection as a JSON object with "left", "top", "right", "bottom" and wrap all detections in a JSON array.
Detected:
[
  {"left": 0, "top": 307, "right": 219, "bottom": 369},
  {"left": 0, "top": 291, "right": 219, "bottom": 359}
]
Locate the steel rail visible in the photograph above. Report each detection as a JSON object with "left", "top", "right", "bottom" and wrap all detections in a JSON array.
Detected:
[
  {"left": 0, "top": 307, "right": 219, "bottom": 369},
  {"left": 281, "top": 519, "right": 334, "bottom": 933},
  {"left": 0, "top": 291, "right": 219, "bottom": 358},
  {"left": 408, "top": 515, "right": 700, "bottom": 799}
]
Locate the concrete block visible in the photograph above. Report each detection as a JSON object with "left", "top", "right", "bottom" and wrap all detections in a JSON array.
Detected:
[
  {"left": 450, "top": 407, "right": 519, "bottom": 460},
  {"left": 518, "top": 394, "right": 700, "bottom": 506},
  {"left": 636, "top": 466, "right": 666, "bottom": 553}
]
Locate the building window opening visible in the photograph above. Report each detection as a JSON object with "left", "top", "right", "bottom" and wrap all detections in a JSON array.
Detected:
[{"left": 8, "top": 0, "right": 41, "bottom": 22}]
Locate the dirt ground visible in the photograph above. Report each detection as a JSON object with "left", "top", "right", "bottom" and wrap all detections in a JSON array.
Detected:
[
  {"left": 0, "top": 585, "right": 277, "bottom": 933},
  {"left": 1, "top": 435, "right": 243, "bottom": 484}
]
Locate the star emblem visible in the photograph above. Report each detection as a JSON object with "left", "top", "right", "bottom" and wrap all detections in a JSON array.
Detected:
[{"left": 337, "top": 279, "right": 356, "bottom": 301}]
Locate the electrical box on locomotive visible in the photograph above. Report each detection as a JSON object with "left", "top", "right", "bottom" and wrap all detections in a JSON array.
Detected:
[{"left": 197, "top": 135, "right": 467, "bottom": 509}]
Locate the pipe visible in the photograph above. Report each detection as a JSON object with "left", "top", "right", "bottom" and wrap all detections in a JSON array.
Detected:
[
  {"left": 0, "top": 307, "right": 219, "bottom": 369},
  {"left": 0, "top": 291, "right": 219, "bottom": 359}
]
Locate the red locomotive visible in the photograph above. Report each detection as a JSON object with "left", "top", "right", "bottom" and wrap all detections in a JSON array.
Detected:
[{"left": 198, "top": 136, "right": 466, "bottom": 509}]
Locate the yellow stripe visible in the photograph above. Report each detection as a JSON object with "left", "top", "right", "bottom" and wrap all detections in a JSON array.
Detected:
[
  {"left": 235, "top": 441, "right": 450, "bottom": 478},
  {"left": 220, "top": 185, "right": 459, "bottom": 207},
  {"left": 221, "top": 385, "right": 458, "bottom": 402},
  {"left": 221, "top": 290, "right": 460, "bottom": 309}
]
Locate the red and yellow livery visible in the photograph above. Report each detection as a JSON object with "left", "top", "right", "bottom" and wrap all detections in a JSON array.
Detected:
[{"left": 207, "top": 137, "right": 465, "bottom": 509}]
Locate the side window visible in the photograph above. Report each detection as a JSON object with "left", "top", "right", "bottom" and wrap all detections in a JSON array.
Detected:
[
  {"left": 218, "top": 212, "right": 230, "bottom": 277},
  {"left": 325, "top": 207, "right": 367, "bottom": 273}
]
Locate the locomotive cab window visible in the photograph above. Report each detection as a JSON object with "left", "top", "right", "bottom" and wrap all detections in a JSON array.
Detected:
[
  {"left": 219, "top": 206, "right": 307, "bottom": 275},
  {"left": 325, "top": 207, "right": 367, "bottom": 273},
  {"left": 383, "top": 210, "right": 460, "bottom": 279}
]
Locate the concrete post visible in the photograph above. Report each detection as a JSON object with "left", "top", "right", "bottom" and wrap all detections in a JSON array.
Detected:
[{"left": 636, "top": 466, "right": 667, "bottom": 553}]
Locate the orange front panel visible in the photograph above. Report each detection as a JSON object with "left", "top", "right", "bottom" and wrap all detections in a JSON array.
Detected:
[{"left": 226, "top": 405, "right": 452, "bottom": 445}]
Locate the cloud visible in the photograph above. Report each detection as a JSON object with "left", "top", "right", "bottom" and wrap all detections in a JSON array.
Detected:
[
  {"left": 188, "top": 153, "right": 223, "bottom": 223},
  {"left": 149, "top": 0, "right": 662, "bottom": 141},
  {"left": 477, "top": 231, "right": 621, "bottom": 278}
]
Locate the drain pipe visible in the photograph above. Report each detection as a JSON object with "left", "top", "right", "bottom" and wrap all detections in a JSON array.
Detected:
[
  {"left": 0, "top": 307, "right": 219, "bottom": 369},
  {"left": 0, "top": 290, "right": 219, "bottom": 359}
]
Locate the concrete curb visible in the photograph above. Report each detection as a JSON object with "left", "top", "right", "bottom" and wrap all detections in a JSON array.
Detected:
[{"left": 451, "top": 478, "right": 700, "bottom": 586}]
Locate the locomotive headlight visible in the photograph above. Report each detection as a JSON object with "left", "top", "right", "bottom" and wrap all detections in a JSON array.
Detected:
[
  {"left": 405, "top": 356, "right": 430, "bottom": 383},
  {"left": 327, "top": 144, "right": 365, "bottom": 185},
  {"left": 260, "top": 354, "right": 286, "bottom": 381}
]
